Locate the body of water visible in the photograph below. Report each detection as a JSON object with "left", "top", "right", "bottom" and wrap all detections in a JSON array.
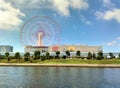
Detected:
[{"left": 0, "top": 67, "right": 120, "bottom": 88}]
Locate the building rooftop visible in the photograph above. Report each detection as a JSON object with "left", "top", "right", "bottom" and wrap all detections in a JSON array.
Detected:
[{"left": 26, "top": 46, "right": 48, "bottom": 48}]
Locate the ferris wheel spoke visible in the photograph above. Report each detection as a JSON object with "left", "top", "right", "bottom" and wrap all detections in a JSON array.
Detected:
[{"left": 20, "top": 16, "right": 61, "bottom": 46}]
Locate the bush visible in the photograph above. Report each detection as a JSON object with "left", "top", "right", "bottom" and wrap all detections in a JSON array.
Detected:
[
  {"left": 9, "top": 56, "right": 15, "bottom": 59},
  {"left": 41, "top": 56, "right": 46, "bottom": 61},
  {"left": 96, "top": 56, "right": 104, "bottom": 60},
  {"left": 0, "top": 55, "right": 5, "bottom": 59},
  {"left": 7, "top": 57, "right": 10, "bottom": 62},
  {"left": 34, "top": 51, "right": 40, "bottom": 60},
  {"left": 49, "top": 56, "right": 54, "bottom": 59},
  {"left": 24, "top": 57, "right": 29, "bottom": 61},
  {"left": 62, "top": 55, "right": 67, "bottom": 59},
  {"left": 55, "top": 56, "right": 60, "bottom": 59},
  {"left": 87, "top": 52, "right": 92, "bottom": 60}
]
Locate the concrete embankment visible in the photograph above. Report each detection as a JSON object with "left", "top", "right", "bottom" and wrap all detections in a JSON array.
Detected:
[{"left": 0, "top": 63, "right": 120, "bottom": 68}]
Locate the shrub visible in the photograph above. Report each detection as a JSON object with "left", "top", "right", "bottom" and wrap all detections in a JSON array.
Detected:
[{"left": 62, "top": 55, "right": 67, "bottom": 59}]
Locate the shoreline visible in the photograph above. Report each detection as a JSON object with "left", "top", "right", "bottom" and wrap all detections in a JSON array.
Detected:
[{"left": 0, "top": 63, "right": 120, "bottom": 68}]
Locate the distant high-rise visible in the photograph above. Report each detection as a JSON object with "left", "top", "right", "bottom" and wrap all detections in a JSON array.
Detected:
[{"left": 0, "top": 45, "right": 13, "bottom": 52}]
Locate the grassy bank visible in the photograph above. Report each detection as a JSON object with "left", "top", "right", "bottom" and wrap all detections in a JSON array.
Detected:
[
  {"left": 0, "top": 58, "right": 120, "bottom": 64},
  {"left": 39, "top": 59, "right": 120, "bottom": 64}
]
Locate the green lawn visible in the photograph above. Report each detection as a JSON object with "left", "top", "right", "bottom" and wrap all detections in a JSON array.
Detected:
[
  {"left": 0, "top": 58, "right": 120, "bottom": 64},
  {"left": 39, "top": 59, "right": 120, "bottom": 64}
]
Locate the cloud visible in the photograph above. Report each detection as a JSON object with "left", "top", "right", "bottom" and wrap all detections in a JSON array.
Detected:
[
  {"left": 95, "top": 8, "right": 120, "bottom": 23},
  {"left": 50, "top": 0, "right": 70, "bottom": 16},
  {"left": 5, "top": 0, "right": 46, "bottom": 9},
  {"left": 0, "top": 0, "right": 25, "bottom": 30},
  {"left": 117, "top": 37, "right": 120, "bottom": 40},
  {"left": 6, "top": 0, "right": 89, "bottom": 17},
  {"left": 103, "top": 0, "right": 111, "bottom": 4},
  {"left": 50, "top": 0, "right": 89, "bottom": 16},
  {"left": 79, "top": 15, "right": 92, "bottom": 25},
  {"left": 0, "top": 0, "right": 89, "bottom": 30},
  {"left": 107, "top": 41, "right": 116, "bottom": 46},
  {"left": 103, "top": 0, "right": 115, "bottom": 8},
  {"left": 103, "top": 0, "right": 112, "bottom": 5},
  {"left": 106, "top": 36, "right": 120, "bottom": 46}
]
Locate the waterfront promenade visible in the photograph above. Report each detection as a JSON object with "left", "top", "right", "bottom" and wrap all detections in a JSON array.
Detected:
[{"left": 0, "top": 63, "right": 120, "bottom": 68}]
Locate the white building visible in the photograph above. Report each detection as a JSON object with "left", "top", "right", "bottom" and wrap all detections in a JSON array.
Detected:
[
  {"left": 25, "top": 45, "right": 102, "bottom": 53},
  {"left": 0, "top": 45, "right": 13, "bottom": 52}
]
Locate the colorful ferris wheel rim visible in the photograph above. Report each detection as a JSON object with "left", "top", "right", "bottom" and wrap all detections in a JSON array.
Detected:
[{"left": 20, "top": 16, "right": 61, "bottom": 47}]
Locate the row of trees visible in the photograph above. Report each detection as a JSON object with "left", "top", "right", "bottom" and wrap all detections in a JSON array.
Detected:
[{"left": 0, "top": 51, "right": 120, "bottom": 62}]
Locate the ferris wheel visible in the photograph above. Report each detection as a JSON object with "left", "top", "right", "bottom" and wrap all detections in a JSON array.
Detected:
[{"left": 20, "top": 16, "right": 61, "bottom": 46}]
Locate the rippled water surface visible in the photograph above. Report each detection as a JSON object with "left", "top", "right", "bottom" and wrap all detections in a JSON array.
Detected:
[{"left": 0, "top": 67, "right": 120, "bottom": 88}]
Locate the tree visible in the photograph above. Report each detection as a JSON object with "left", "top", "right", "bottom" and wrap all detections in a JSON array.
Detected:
[
  {"left": 66, "top": 50, "right": 70, "bottom": 57},
  {"left": 109, "top": 52, "right": 115, "bottom": 59},
  {"left": 0, "top": 53, "right": 4, "bottom": 60},
  {"left": 118, "top": 53, "right": 120, "bottom": 59},
  {"left": 87, "top": 52, "right": 92, "bottom": 59},
  {"left": 30, "top": 56, "right": 33, "bottom": 63},
  {"left": 97, "top": 51, "right": 103, "bottom": 60},
  {"left": 56, "top": 51, "right": 60, "bottom": 58},
  {"left": 34, "top": 51, "right": 41, "bottom": 60},
  {"left": 76, "top": 51, "right": 81, "bottom": 58},
  {"left": 0, "top": 53, "right": 2, "bottom": 60},
  {"left": 15, "top": 52, "right": 21, "bottom": 59},
  {"left": 15, "top": 52, "right": 21, "bottom": 62},
  {"left": 5, "top": 52, "right": 10, "bottom": 62},
  {"left": 46, "top": 52, "right": 50, "bottom": 59},
  {"left": 24, "top": 52, "right": 30, "bottom": 61},
  {"left": 92, "top": 53, "right": 96, "bottom": 59}
]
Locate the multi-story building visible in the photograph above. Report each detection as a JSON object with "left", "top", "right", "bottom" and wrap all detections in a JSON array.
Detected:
[
  {"left": 25, "top": 46, "right": 48, "bottom": 52},
  {"left": 25, "top": 45, "right": 102, "bottom": 53},
  {"left": 49, "top": 45, "right": 102, "bottom": 52},
  {"left": 0, "top": 45, "right": 13, "bottom": 52}
]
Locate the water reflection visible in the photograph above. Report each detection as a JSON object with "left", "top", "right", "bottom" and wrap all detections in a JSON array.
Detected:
[{"left": 0, "top": 67, "right": 120, "bottom": 88}]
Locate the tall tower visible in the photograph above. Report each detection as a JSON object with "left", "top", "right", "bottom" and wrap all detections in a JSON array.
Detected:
[{"left": 37, "top": 32, "right": 43, "bottom": 46}]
